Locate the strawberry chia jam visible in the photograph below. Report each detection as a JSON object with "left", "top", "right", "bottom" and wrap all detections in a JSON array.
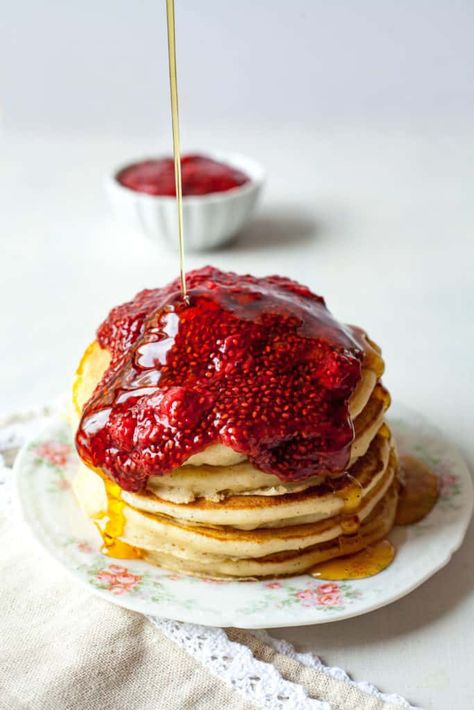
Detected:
[
  {"left": 116, "top": 155, "right": 249, "bottom": 196},
  {"left": 76, "top": 267, "right": 364, "bottom": 492}
]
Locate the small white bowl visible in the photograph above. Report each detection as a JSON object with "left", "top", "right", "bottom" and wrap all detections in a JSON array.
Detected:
[{"left": 106, "top": 151, "right": 265, "bottom": 251}]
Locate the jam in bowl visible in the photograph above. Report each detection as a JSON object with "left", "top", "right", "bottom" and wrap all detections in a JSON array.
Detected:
[
  {"left": 116, "top": 154, "right": 250, "bottom": 197},
  {"left": 106, "top": 152, "right": 264, "bottom": 251}
]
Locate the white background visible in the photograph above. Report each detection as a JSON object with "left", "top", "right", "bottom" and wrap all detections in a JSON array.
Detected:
[
  {"left": 1, "top": 2, "right": 473, "bottom": 709},
  {"left": 1, "top": 0, "right": 474, "bottom": 132}
]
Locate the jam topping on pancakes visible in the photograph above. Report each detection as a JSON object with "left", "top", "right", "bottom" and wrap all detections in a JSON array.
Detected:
[
  {"left": 116, "top": 155, "right": 249, "bottom": 196},
  {"left": 76, "top": 267, "right": 364, "bottom": 492}
]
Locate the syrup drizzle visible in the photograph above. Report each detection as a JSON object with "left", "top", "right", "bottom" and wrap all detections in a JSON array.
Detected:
[
  {"left": 166, "top": 0, "right": 187, "bottom": 302},
  {"left": 330, "top": 473, "right": 363, "bottom": 538},
  {"left": 94, "top": 473, "right": 141, "bottom": 559}
]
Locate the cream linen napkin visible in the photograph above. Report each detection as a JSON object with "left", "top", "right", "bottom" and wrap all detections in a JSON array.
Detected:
[{"left": 0, "top": 408, "right": 417, "bottom": 710}]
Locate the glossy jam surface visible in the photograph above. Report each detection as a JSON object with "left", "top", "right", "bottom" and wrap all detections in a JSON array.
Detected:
[
  {"left": 395, "top": 455, "right": 440, "bottom": 525},
  {"left": 117, "top": 155, "right": 249, "bottom": 196},
  {"left": 311, "top": 540, "right": 395, "bottom": 580},
  {"left": 76, "top": 267, "right": 364, "bottom": 492}
]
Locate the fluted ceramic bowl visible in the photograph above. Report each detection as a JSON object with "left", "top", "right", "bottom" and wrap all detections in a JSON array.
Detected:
[{"left": 106, "top": 151, "right": 265, "bottom": 251}]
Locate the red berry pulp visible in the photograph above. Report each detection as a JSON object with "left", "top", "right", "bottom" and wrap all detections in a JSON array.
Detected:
[
  {"left": 116, "top": 155, "right": 249, "bottom": 196},
  {"left": 76, "top": 267, "right": 364, "bottom": 492}
]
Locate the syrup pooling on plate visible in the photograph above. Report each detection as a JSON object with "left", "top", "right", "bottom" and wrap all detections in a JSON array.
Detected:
[
  {"left": 311, "top": 540, "right": 395, "bottom": 580},
  {"left": 395, "top": 455, "right": 440, "bottom": 525},
  {"left": 76, "top": 267, "right": 365, "bottom": 492}
]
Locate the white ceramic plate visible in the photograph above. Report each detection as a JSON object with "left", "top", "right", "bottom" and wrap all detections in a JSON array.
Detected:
[{"left": 14, "top": 403, "right": 472, "bottom": 628}]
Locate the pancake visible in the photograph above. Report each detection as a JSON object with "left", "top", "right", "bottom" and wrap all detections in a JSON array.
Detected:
[
  {"left": 114, "top": 381, "right": 388, "bottom": 506},
  {"left": 119, "top": 427, "right": 391, "bottom": 529},
  {"left": 71, "top": 282, "right": 397, "bottom": 580},
  {"left": 73, "top": 445, "right": 398, "bottom": 562},
  {"left": 143, "top": 484, "right": 399, "bottom": 579},
  {"left": 73, "top": 459, "right": 398, "bottom": 578}
]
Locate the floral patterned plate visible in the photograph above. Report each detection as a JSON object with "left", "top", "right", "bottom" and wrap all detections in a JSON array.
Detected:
[{"left": 14, "top": 403, "right": 473, "bottom": 628}]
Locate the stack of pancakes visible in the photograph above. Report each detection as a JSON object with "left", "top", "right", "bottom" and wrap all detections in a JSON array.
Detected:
[{"left": 73, "top": 330, "right": 399, "bottom": 579}]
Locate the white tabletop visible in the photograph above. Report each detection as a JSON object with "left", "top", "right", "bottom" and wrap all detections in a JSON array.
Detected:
[{"left": 1, "top": 125, "right": 473, "bottom": 709}]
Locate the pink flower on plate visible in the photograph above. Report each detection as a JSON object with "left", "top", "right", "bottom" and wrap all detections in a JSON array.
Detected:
[
  {"left": 77, "top": 542, "right": 94, "bottom": 554},
  {"left": 264, "top": 581, "right": 282, "bottom": 589},
  {"left": 35, "top": 441, "right": 70, "bottom": 467},
  {"left": 440, "top": 473, "right": 458, "bottom": 498},
  {"left": 317, "top": 592, "right": 343, "bottom": 607},
  {"left": 95, "top": 565, "right": 141, "bottom": 595},
  {"left": 316, "top": 582, "right": 343, "bottom": 606},
  {"left": 108, "top": 565, "right": 129, "bottom": 574},
  {"left": 296, "top": 589, "right": 313, "bottom": 601},
  {"left": 295, "top": 584, "right": 344, "bottom": 608},
  {"left": 317, "top": 583, "right": 340, "bottom": 596},
  {"left": 109, "top": 576, "right": 140, "bottom": 595},
  {"left": 109, "top": 583, "right": 135, "bottom": 596},
  {"left": 96, "top": 570, "right": 115, "bottom": 583}
]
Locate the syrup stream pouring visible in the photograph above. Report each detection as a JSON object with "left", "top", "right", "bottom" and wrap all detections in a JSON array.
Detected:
[{"left": 166, "top": 0, "right": 188, "bottom": 302}]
